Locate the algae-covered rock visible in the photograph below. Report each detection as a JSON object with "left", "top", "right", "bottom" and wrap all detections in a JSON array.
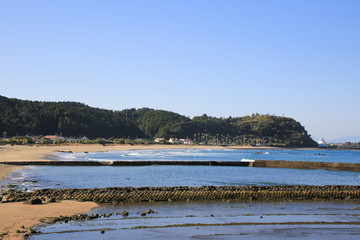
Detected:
[
  {"left": 25, "top": 198, "right": 42, "bottom": 205},
  {"left": 1, "top": 194, "right": 15, "bottom": 203},
  {"left": 145, "top": 209, "right": 155, "bottom": 214},
  {"left": 121, "top": 211, "right": 129, "bottom": 216},
  {"left": 44, "top": 197, "right": 56, "bottom": 203}
]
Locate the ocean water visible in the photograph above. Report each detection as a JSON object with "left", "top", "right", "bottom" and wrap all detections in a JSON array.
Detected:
[
  {"left": 8, "top": 148, "right": 360, "bottom": 191},
  {"left": 53, "top": 148, "right": 360, "bottom": 163}
]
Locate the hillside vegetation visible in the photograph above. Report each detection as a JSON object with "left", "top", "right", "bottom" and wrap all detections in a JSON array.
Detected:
[{"left": 0, "top": 96, "right": 317, "bottom": 147}]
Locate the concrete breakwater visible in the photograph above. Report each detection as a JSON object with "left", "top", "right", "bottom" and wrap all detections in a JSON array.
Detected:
[
  {"left": 254, "top": 160, "right": 360, "bottom": 172},
  {"left": 1, "top": 160, "right": 360, "bottom": 171},
  {"left": 2, "top": 185, "right": 360, "bottom": 203},
  {"left": 0, "top": 161, "right": 250, "bottom": 167}
]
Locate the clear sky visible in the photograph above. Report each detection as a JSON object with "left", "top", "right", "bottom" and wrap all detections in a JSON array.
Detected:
[{"left": 1, "top": 0, "right": 359, "bottom": 140}]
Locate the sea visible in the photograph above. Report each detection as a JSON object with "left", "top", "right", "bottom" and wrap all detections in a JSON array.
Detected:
[{"left": 5, "top": 148, "right": 360, "bottom": 239}]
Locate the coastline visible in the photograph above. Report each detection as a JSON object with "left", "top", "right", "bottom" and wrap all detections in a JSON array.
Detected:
[
  {"left": 0, "top": 143, "right": 314, "bottom": 240},
  {"left": 0, "top": 143, "right": 271, "bottom": 240},
  {"left": 0, "top": 144, "right": 283, "bottom": 177}
]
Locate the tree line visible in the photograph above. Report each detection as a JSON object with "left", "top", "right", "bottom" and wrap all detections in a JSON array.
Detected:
[{"left": 0, "top": 96, "right": 317, "bottom": 147}]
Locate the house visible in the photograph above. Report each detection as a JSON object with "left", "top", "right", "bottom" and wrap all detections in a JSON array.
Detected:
[
  {"left": 168, "top": 138, "right": 179, "bottom": 144},
  {"left": 183, "top": 139, "right": 193, "bottom": 145},
  {"left": 44, "top": 135, "right": 65, "bottom": 143},
  {"left": 154, "top": 138, "right": 166, "bottom": 143}
]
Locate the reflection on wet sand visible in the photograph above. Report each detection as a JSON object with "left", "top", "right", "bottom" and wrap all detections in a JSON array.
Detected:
[{"left": 30, "top": 200, "right": 360, "bottom": 240}]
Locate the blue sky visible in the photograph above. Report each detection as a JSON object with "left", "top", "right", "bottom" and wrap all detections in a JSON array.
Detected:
[{"left": 1, "top": 0, "right": 359, "bottom": 140}]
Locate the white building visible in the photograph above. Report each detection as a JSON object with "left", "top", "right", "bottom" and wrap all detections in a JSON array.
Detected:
[
  {"left": 318, "top": 138, "right": 327, "bottom": 147},
  {"left": 154, "top": 138, "right": 165, "bottom": 143},
  {"left": 183, "top": 139, "right": 193, "bottom": 145}
]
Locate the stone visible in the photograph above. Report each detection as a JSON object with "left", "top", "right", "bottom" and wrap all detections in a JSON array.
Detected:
[
  {"left": 25, "top": 198, "right": 42, "bottom": 205},
  {"left": 1, "top": 194, "right": 14, "bottom": 203},
  {"left": 121, "top": 211, "right": 129, "bottom": 216},
  {"left": 27, "top": 228, "right": 37, "bottom": 234},
  {"left": 44, "top": 197, "right": 56, "bottom": 203},
  {"left": 145, "top": 209, "right": 155, "bottom": 214}
]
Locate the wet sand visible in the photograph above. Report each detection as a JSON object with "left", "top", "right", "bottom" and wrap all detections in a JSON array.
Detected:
[
  {"left": 29, "top": 200, "right": 360, "bottom": 240},
  {"left": 0, "top": 200, "right": 98, "bottom": 240},
  {"left": 0, "top": 165, "right": 22, "bottom": 182}
]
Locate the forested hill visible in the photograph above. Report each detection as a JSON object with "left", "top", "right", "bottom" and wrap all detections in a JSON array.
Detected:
[{"left": 0, "top": 96, "right": 317, "bottom": 147}]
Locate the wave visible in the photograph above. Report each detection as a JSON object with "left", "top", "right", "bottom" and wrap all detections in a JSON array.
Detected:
[
  {"left": 240, "top": 159, "right": 255, "bottom": 162},
  {"left": 8, "top": 166, "right": 39, "bottom": 181}
]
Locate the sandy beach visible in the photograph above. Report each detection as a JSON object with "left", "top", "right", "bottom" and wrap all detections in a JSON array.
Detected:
[
  {"left": 0, "top": 200, "right": 98, "bottom": 240},
  {"left": 0, "top": 143, "right": 259, "bottom": 240}
]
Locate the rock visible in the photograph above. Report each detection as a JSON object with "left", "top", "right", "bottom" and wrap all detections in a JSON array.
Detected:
[
  {"left": 25, "top": 198, "right": 42, "bottom": 205},
  {"left": 145, "top": 209, "right": 155, "bottom": 214},
  {"left": 27, "top": 228, "right": 37, "bottom": 234},
  {"left": 1, "top": 194, "right": 15, "bottom": 203},
  {"left": 140, "top": 212, "right": 146, "bottom": 216},
  {"left": 121, "top": 211, "right": 129, "bottom": 216},
  {"left": 44, "top": 197, "right": 56, "bottom": 203}
]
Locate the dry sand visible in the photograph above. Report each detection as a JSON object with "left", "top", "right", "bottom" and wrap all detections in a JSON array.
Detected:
[{"left": 0, "top": 200, "right": 98, "bottom": 240}]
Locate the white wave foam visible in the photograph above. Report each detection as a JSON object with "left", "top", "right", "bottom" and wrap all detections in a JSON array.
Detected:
[
  {"left": 8, "top": 166, "right": 36, "bottom": 180},
  {"left": 240, "top": 159, "right": 255, "bottom": 162},
  {"left": 86, "top": 158, "right": 114, "bottom": 162}
]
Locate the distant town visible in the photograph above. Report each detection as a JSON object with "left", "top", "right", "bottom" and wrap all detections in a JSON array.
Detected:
[
  {"left": 1, "top": 134, "right": 360, "bottom": 149},
  {"left": 317, "top": 138, "right": 360, "bottom": 150},
  {"left": 0, "top": 134, "right": 195, "bottom": 146}
]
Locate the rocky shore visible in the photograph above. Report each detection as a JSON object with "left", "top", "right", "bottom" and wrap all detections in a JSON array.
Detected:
[{"left": 2, "top": 185, "right": 360, "bottom": 204}]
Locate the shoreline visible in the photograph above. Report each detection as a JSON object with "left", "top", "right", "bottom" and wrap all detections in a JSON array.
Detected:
[
  {"left": 0, "top": 200, "right": 98, "bottom": 240},
  {"left": 0, "top": 144, "right": 294, "bottom": 180},
  {"left": 0, "top": 144, "right": 315, "bottom": 240}
]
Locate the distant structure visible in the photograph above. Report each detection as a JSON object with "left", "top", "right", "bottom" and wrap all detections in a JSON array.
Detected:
[
  {"left": 318, "top": 138, "right": 327, "bottom": 147},
  {"left": 168, "top": 138, "right": 179, "bottom": 144}
]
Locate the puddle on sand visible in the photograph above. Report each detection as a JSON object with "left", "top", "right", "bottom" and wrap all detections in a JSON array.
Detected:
[{"left": 29, "top": 200, "right": 360, "bottom": 240}]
